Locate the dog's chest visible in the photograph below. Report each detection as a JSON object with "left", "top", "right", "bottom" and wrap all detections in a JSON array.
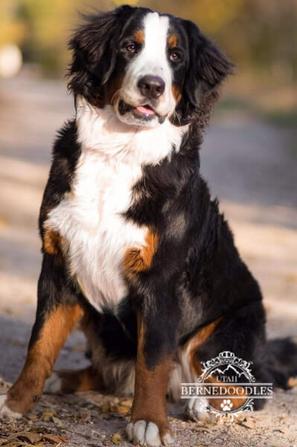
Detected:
[{"left": 46, "top": 151, "right": 145, "bottom": 311}]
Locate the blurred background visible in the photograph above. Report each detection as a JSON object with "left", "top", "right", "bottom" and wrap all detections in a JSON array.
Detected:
[
  {"left": 1, "top": 0, "right": 297, "bottom": 121},
  {"left": 0, "top": 1, "right": 297, "bottom": 445},
  {"left": 0, "top": 0, "right": 296, "bottom": 390}
]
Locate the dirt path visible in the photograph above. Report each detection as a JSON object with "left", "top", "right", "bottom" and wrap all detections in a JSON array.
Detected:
[{"left": 0, "top": 75, "right": 296, "bottom": 446}]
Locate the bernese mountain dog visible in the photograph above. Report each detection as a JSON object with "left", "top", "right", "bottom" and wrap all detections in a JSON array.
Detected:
[{"left": 1, "top": 5, "right": 296, "bottom": 446}]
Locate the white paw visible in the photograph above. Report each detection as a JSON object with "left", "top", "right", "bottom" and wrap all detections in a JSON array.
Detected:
[
  {"left": 44, "top": 373, "right": 62, "bottom": 394},
  {"left": 0, "top": 394, "right": 22, "bottom": 419},
  {"left": 126, "top": 420, "right": 174, "bottom": 446},
  {"left": 186, "top": 397, "right": 214, "bottom": 422}
]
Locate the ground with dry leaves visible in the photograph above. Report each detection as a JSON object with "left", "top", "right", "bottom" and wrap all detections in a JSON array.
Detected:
[{"left": 0, "top": 74, "right": 296, "bottom": 447}]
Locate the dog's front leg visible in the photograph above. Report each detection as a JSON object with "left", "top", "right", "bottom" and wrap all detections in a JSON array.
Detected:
[
  {"left": 127, "top": 310, "right": 175, "bottom": 447},
  {"left": 0, "top": 254, "right": 83, "bottom": 418}
]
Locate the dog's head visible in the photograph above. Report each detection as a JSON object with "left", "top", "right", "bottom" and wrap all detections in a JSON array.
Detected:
[{"left": 68, "top": 5, "right": 233, "bottom": 127}]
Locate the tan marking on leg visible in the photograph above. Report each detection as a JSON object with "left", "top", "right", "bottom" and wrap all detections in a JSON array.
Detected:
[
  {"left": 43, "top": 229, "right": 64, "bottom": 255},
  {"left": 131, "top": 316, "right": 171, "bottom": 437},
  {"left": 123, "top": 230, "right": 158, "bottom": 278},
  {"left": 187, "top": 319, "right": 247, "bottom": 411},
  {"left": 58, "top": 366, "right": 100, "bottom": 393},
  {"left": 134, "top": 30, "right": 144, "bottom": 45},
  {"left": 168, "top": 34, "right": 178, "bottom": 48},
  {"left": 6, "top": 304, "right": 83, "bottom": 414},
  {"left": 186, "top": 319, "right": 221, "bottom": 376}
]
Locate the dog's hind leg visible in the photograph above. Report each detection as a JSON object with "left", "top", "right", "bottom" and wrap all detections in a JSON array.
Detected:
[
  {"left": 181, "top": 303, "right": 265, "bottom": 421},
  {"left": 45, "top": 366, "right": 101, "bottom": 394},
  {"left": 0, "top": 254, "right": 84, "bottom": 418}
]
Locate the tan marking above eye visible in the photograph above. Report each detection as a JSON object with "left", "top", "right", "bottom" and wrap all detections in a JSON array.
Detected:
[
  {"left": 168, "top": 34, "right": 178, "bottom": 49},
  {"left": 134, "top": 29, "right": 145, "bottom": 45},
  {"left": 123, "top": 230, "right": 158, "bottom": 278}
]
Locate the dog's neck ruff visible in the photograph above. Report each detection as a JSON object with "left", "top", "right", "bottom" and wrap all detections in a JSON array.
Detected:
[{"left": 76, "top": 97, "right": 187, "bottom": 165}]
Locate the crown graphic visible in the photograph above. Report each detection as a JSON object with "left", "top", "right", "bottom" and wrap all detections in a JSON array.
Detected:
[
  {"left": 219, "top": 351, "right": 234, "bottom": 359},
  {"left": 200, "top": 351, "right": 255, "bottom": 383}
]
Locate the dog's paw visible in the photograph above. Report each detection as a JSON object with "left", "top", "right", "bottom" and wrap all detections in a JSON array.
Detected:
[
  {"left": 0, "top": 394, "right": 22, "bottom": 419},
  {"left": 185, "top": 397, "right": 214, "bottom": 423},
  {"left": 44, "top": 373, "right": 62, "bottom": 394},
  {"left": 126, "top": 420, "right": 174, "bottom": 446}
]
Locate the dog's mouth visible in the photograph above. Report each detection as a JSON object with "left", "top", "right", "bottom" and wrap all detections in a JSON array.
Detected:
[{"left": 118, "top": 99, "right": 162, "bottom": 122}]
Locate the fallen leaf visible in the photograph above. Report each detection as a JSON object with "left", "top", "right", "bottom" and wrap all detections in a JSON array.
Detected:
[
  {"left": 52, "top": 416, "right": 64, "bottom": 428},
  {"left": 16, "top": 432, "right": 42, "bottom": 444},
  {"left": 42, "top": 434, "right": 67, "bottom": 444},
  {"left": 112, "top": 404, "right": 130, "bottom": 416},
  {"left": 41, "top": 410, "right": 57, "bottom": 422},
  {"left": 111, "top": 433, "right": 122, "bottom": 445},
  {"left": 288, "top": 377, "right": 297, "bottom": 388},
  {"left": 2, "top": 432, "right": 42, "bottom": 446},
  {"left": 119, "top": 398, "right": 132, "bottom": 407}
]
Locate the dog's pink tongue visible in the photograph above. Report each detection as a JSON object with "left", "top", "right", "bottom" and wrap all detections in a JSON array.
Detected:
[{"left": 136, "top": 105, "right": 155, "bottom": 116}]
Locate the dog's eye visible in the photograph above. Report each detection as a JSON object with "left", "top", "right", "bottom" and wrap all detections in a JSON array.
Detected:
[
  {"left": 126, "top": 42, "right": 138, "bottom": 54},
  {"left": 169, "top": 48, "right": 183, "bottom": 63}
]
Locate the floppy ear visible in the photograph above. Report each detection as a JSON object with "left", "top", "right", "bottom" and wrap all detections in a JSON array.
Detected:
[
  {"left": 68, "top": 6, "right": 132, "bottom": 105},
  {"left": 176, "top": 20, "right": 234, "bottom": 125}
]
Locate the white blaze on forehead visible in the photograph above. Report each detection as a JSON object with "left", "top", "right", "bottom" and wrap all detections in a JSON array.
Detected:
[
  {"left": 142, "top": 12, "right": 170, "bottom": 67},
  {"left": 120, "top": 12, "right": 176, "bottom": 119}
]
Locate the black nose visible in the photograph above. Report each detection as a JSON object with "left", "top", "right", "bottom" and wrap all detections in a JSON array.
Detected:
[{"left": 137, "top": 75, "right": 165, "bottom": 100}]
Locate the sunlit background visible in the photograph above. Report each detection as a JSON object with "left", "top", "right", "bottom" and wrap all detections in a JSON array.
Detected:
[
  {"left": 0, "top": 0, "right": 297, "bottom": 353},
  {"left": 1, "top": 0, "right": 297, "bottom": 122},
  {"left": 0, "top": 1, "right": 297, "bottom": 445},
  {"left": 0, "top": 0, "right": 297, "bottom": 348}
]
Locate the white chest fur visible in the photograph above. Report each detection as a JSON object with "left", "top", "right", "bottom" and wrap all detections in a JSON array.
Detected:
[
  {"left": 47, "top": 152, "right": 145, "bottom": 311},
  {"left": 45, "top": 99, "right": 187, "bottom": 311}
]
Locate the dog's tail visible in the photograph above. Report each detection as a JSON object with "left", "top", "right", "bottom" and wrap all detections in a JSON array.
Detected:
[{"left": 259, "top": 337, "right": 297, "bottom": 389}]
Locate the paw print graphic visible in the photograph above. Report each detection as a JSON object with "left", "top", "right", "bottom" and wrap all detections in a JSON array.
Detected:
[{"left": 221, "top": 399, "right": 233, "bottom": 412}]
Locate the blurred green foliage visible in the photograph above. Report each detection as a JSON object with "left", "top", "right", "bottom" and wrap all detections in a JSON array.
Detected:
[{"left": 0, "top": 0, "right": 297, "bottom": 81}]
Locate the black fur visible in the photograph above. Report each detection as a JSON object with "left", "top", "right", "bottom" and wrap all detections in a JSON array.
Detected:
[
  {"left": 175, "top": 19, "right": 234, "bottom": 124},
  {"left": 68, "top": 6, "right": 130, "bottom": 104}
]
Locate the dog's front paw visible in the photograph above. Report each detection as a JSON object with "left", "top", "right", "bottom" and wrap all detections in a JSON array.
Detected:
[
  {"left": 185, "top": 397, "right": 215, "bottom": 423},
  {"left": 0, "top": 394, "right": 22, "bottom": 420},
  {"left": 126, "top": 420, "right": 174, "bottom": 446}
]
